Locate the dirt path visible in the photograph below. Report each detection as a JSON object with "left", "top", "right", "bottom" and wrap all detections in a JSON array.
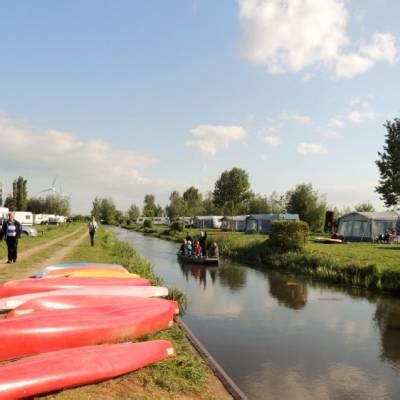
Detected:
[{"left": 1, "top": 228, "right": 85, "bottom": 266}]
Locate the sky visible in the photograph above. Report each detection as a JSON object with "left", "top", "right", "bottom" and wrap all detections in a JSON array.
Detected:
[{"left": 0, "top": 0, "right": 399, "bottom": 214}]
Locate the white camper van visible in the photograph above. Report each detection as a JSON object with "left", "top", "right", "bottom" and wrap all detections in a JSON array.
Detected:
[{"left": 14, "top": 211, "right": 34, "bottom": 226}]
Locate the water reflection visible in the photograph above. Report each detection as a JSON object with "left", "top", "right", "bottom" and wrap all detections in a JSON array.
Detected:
[
  {"left": 179, "top": 263, "right": 218, "bottom": 288},
  {"left": 374, "top": 299, "right": 400, "bottom": 368},
  {"left": 267, "top": 272, "right": 308, "bottom": 310},
  {"left": 116, "top": 228, "right": 400, "bottom": 400}
]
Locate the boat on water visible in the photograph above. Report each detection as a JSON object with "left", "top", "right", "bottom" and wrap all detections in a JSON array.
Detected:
[{"left": 177, "top": 253, "right": 219, "bottom": 265}]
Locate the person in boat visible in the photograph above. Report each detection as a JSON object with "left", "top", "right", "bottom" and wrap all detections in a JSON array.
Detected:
[
  {"left": 184, "top": 240, "right": 193, "bottom": 255},
  {"left": 185, "top": 231, "right": 193, "bottom": 244},
  {"left": 208, "top": 242, "right": 219, "bottom": 258},
  {"left": 194, "top": 240, "right": 202, "bottom": 257},
  {"left": 178, "top": 239, "right": 186, "bottom": 255},
  {"left": 199, "top": 231, "right": 208, "bottom": 256}
]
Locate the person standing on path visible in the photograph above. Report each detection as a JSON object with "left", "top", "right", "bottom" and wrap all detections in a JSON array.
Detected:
[
  {"left": 88, "top": 216, "right": 98, "bottom": 246},
  {"left": 1, "top": 212, "right": 22, "bottom": 263}
]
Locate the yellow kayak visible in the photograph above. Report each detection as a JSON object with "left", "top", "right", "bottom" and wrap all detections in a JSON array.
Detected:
[
  {"left": 43, "top": 266, "right": 129, "bottom": 278},
  {"left": 66, "top": 270, "right": 140, "bottom": 279}
]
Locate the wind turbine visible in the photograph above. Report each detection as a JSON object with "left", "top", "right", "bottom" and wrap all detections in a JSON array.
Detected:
[{"left": 39, "top": 176, "right": 59, "bottom": 196}]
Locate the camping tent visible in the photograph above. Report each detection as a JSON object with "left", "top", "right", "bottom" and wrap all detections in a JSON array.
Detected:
[
  {"left": 244, "top": 214, "right": 300, "bottom": 234},
  {"left": 193, "top": 216, "right": 223, "bottom": 229},
  {"left": 336, "top": 211, "right": 400, "bottom": 242},
  {"left": 220, "top": 216, "right": 248, "bottom": 232}
]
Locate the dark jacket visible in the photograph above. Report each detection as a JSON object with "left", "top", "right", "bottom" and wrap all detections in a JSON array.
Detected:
[{"left": 1, "top": 220, "right": 22, "bottom": 240}]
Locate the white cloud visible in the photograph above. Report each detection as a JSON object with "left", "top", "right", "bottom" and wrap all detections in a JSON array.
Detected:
[
  {"left": 0, "top": 112, "right": 159, "bottom": 212},
  {"left": 347, "top": 110, "right": 375, "bottom": 123},
  {"left": 327, "top": 117, "right": 345, "bottom": 129},
  {"left": 239, "top": 0, "right": 397, "bottom": 78},
  {"left": 297, "top": 143, "right": 328, "bottom": 155},
  {"left": 186, "top": 125, "right": 247, "bottom": 155},
  {"left": 263, "top": 134, "right": 282, "bottom": 146},
  {"left": 280, "top": 112, "right": 312, "bottom": 125}
]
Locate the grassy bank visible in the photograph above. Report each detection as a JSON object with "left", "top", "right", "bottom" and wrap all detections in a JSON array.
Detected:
[
  {"left": 125, "top": 224, "right": 400, "bottom": 295},
  {"left": 0, "top": 223, "right": 82, "bottom": 260},
  {"left": 46, "top": 227, "right": 220, "bottom": 400}
]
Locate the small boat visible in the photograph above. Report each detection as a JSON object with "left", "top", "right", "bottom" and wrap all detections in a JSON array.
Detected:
[
  {"left": 0, "top": 286, "right": 169, "bottom": 310},
  {"left": 7, "top": 296, "right": 179, "bottom": 318},
  {"left": 177, "top": 253, "right": 219, "bottom": 265},
  {"left": 0, "top": 302, "right": 176, "bottom": 361},
  {"left": 0, "top": 277, "right": 151, "bottom": 298},
  {"left": 0, "top": 340, "right": 175, "bottom": 399}
]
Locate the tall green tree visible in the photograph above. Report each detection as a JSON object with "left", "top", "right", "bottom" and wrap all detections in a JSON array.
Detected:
[
  {"left": 213, "top": 167, "right": 252, "bottom": 215},
  {"left": 165, "top": 191, "right": 185, "bottom": 219},
  {"left": 354, "top": 201, "right": 375, "bottom": 212},
  {"left": 202, "top": 191, "right": 222, "bottom": 215},
  {"left": 127, "top": 204, "right": 140, "bottom": 223},
  {"left": 286, "top": 183, "right": 326, "bottom": 232},
  {"left": 90, "top": 197, "right": 118, "bottom": 224},
  {"left": 12, "top": 176, "right": 28, "bottom": 210},
  {"left": 4, "top": 195, "right": 15, "bottom": 210},
  {"left": 376, "top": 119, "right": 400, "bottom": 207},
  {"left": 143, "top": 194, "right": 163, "bottom": 217},
  {"left": 183, "top": 186, "right": 203, "bottom": 216}
]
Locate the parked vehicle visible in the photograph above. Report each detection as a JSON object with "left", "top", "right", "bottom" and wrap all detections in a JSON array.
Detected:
[
  {"left": 21, "top": 225, "right": 38, "bottom": 237},
  {"left": 14, "top": 212, "right": 34, "bottom": 226}
]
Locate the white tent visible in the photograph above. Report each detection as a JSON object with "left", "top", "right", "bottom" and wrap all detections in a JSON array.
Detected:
[{"left": 337, "top": 211, "right": 400, "bottom": 242}]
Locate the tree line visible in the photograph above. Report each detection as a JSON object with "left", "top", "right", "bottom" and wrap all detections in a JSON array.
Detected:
[
  {"left": 91, "top": 166, "right": 377, "bottom": 232},
  {"left": 1, "top": 176, "right": 71, "bottom": 216}
]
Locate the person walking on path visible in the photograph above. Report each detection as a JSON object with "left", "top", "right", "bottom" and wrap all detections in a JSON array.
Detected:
[
  {"left": 1, "top": 212, "right": 22, "bottom": 263},
  {"left": 88, "top": 216, "right": 98, "bottom": 246}
]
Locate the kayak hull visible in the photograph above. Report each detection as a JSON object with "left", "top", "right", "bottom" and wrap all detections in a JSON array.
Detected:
[
  {"left": 0, "top": 340, "right": 174, "bottom": 399},
  {"left": 7, "top": 295, "right": 179, "bottom": 317},
  {"left": 0, "top": 286, "right": 169, "bottom": 310},
  {"left": 0, "top": 303, "right": 175, "bottom": 361},
  {"left": 0, "top": 277, "right": 151, "bottom": 298}
]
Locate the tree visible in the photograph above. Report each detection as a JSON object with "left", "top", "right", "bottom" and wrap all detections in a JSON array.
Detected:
[
  {"left": 376, "top": 119, "right": 400, "bottom": 207},
  {"left": 44, "top": 195, "right": 71, "bottom": 216},
  {"left": 286, "top": 183, "right": 327, "bottom": 232},
  {"left": 143, "top": 194, "right": 163, "bottom": 217},
  {"left": 213, "top": 167, "right": 252, "bottom": 215},
  {"left": 165, "top": 191, "right": 186, "bottom": 220},
  {"left": 12, "top": 176, "right": 28, "bottom": 210},
  {"left": 90, "top": 197, "right": 118, "bottom": 224},
  {"left": 4, "top": 195, "right": 15, "bottom": 210},
  {"left": 183, "top": 186, "right": 203, "bottom": 216},
  {"left": 127, "top": 204, "right": 140, "bottom": 223},
  {"left": 354, "top": 202, "right": 375, "bottom": 212},
  {"left": 202, "top": 191, "right": 222, "bottom": 215}
]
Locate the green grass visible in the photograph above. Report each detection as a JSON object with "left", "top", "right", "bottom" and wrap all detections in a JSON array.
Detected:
[{"left": 0, "top": 223, "right": 82, "bottom": 260}]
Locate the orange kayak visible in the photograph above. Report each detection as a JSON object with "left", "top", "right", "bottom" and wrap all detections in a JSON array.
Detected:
[
  {"left": 0, "top": 340, "right": 175, "bottom": 399},
  {"left": 43, "top": 269, "right": 140, "bottom": 279}
]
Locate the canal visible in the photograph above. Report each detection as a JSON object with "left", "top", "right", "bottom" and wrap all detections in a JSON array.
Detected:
[{"left": 116, "top": 228, "right": 400, "bottom": 400}]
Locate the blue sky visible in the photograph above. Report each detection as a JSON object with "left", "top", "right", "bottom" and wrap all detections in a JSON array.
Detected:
[{"left": 0, "top": 0, "right": 400, "bottom": 213}]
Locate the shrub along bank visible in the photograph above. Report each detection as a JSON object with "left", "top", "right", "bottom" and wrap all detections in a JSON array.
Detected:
[{"left": 125, "top": 222, "right": 400, "bottom": 295}]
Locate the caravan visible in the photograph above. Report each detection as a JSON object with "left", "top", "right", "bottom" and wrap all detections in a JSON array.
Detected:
[{"left": 14, "top": 212, "right": 33, "bottom": 226}]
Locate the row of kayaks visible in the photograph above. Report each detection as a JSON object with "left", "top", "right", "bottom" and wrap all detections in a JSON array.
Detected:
[{"left": 0, "top": 261, "right": 177, "bottom": 399}]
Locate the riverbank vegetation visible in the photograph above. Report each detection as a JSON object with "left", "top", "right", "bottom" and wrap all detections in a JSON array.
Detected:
[{"left": 125, "top": 222, "right": 400, "bottom": 294}]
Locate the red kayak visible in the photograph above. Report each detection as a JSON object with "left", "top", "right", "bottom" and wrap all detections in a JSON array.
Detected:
[
  {"left": 0, "top": 277, "right": 151, "bottom": 298},
  {"left": 7, "top": 295, "right": 179, "bottom": 318},
  {"left": 0, "top": 340, "right": 175, "bottom": 399},
  {"left": 0, "top": 303, "right": 175, "bottom": 361}
]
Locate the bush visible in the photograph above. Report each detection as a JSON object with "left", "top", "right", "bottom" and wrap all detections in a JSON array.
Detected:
[
  {"left": 268, "top": 220, "right": 309, "bottom": 252},
  {"left": 170, "top": 221, "right": 184, "bottom": 232},
  {"left": 143, "top": 219, "right": 152, "bottom": 229}
]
